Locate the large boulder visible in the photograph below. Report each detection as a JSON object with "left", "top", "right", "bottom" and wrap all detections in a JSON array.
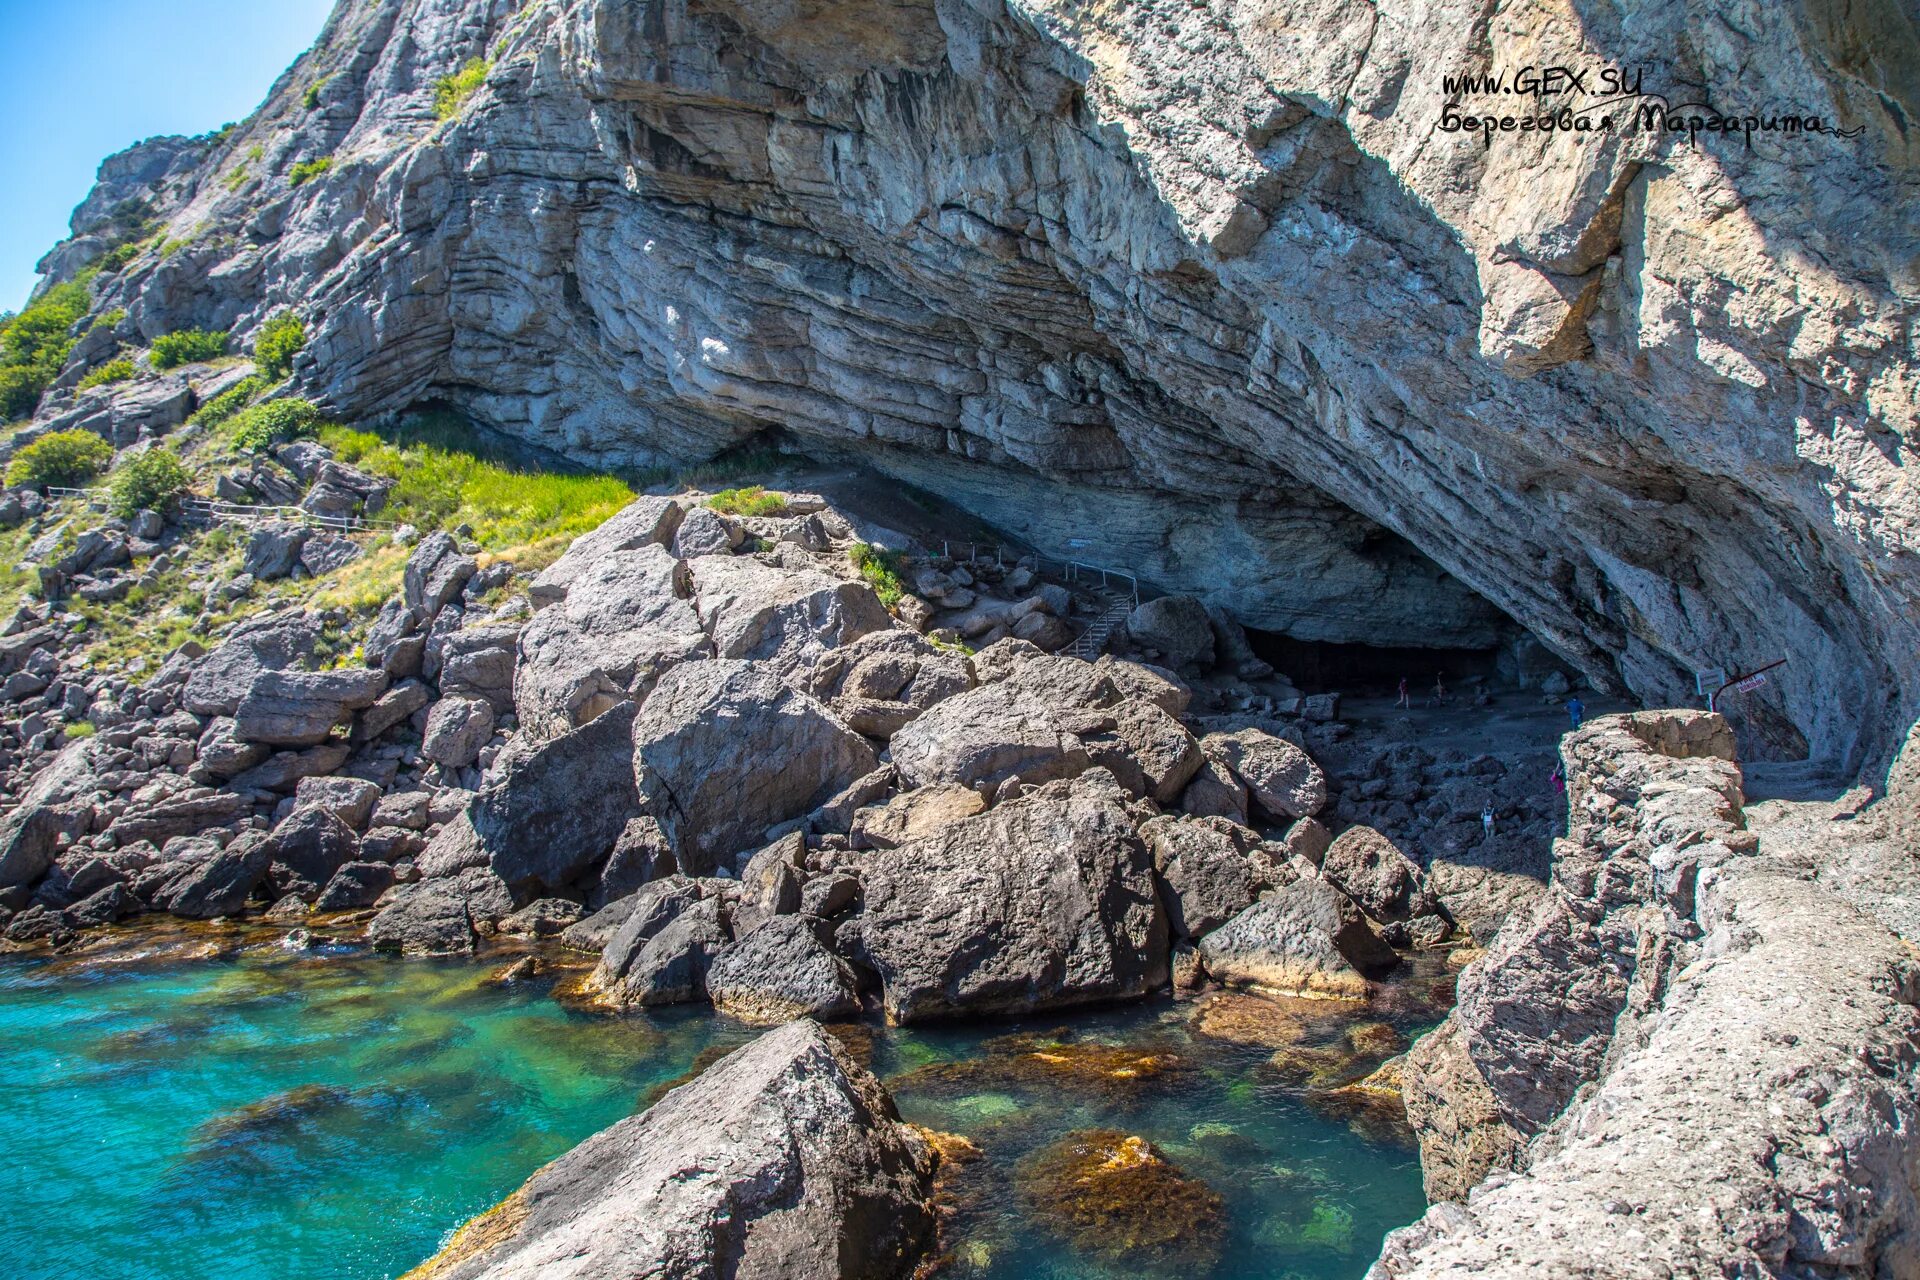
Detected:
[
  {"left": 589, "top": 876, "right": 709, "bottom": 978},
  {"left": 1202, "top": 728, "right": 1326, "bottom": 821},
  {"left": 401, "top": 1020, "right": 936, "bottom": 1280},
  {"left": 1197, "top": 879, "right": 1399, "bottom": 998},
  {"left": 421, "top": 696, "right": 495, "bottom": 768},
  {"left": 0, "top": 740, "right": 99, "bottom": 888},
  {"left": 437, "top": 625, "right": 521, "bottom": 714},
  {"left": 514, "top": 544, "right": 711, "bottom": 741},
  {"left": 633, "top": 660, "right": 877, "bottom": 875},
  {"left": 232, "top": 667, "right": 390, "bottom": 747},
  {"left": 593, "top": 894, "right": 732, "bottom": 1008},
  {"left": 366, "top": 869, "right": 514, "bottom": 955},
  {"left": 403, "top": 532, "right": 477, "bottom": 615},
  {"left": 850, "top": 770, "right": 1168, "bottom": 1023},
  {"left": 261, "top": 806, "right": 361, "bottom": 901},
  {"left": 706, "top": 915, "right": 861, "bottom": 1024},
  {"left": 1320, "top": 824, "right": 1438, "bottom": 926},
  {"left": 689, "top": 555, "right": 893, "bottom": 681},
  {"left": 1081, "top": 697, "right": 1204, "bottom": 804},
  {"left": 152, "top": 834, "right": 272, "bottom": 918},
  {"left": 1126, "top": 595, "right": 1216, "bottom": 671},
  {"left": 809, "top": 629, "right": 974, "bottom": 739},
  {"left": 428, "top": 703, "right": 642, "bottom": 896},
  {"left": 887, "top": 684, "right": 1094, "bottom": 794},
  {"left": 1140, "top": 814, "right": 1264, "bottom": 939},
  {"left": 180, "top": 612, "right": 319, "bottom": 716},
  {"left": 527, "top": 495, "right": 684, "bottom": 606}
]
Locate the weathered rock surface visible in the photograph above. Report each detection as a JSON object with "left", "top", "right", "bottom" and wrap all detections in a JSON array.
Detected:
[
  {"left": 706, "top": 915, "right": 861, "bottom": 1024},
  {"left": 851, "top": 770, "right": 1166, "bottom": 1023},
  {"left": 1197, "top": 878, "right": 1398, "bottom": 999},
  {"left": 632, "top": 660, "right": 876, "bottom": 875},
  {"left": 402, "top": 1020, "right": 936, "bottom": 1280},
  {"left": 688, "top": 555, "right": 892, "bottom": 681}
]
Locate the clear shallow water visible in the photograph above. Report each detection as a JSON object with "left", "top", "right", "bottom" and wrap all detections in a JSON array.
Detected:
[{"left": 0, "top": 927, "right": 1439, "bottom": 1280}]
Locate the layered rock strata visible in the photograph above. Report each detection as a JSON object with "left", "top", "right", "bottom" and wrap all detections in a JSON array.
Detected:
[{"left": 27, "top": 0, "right": 1920, "bottom": 771}]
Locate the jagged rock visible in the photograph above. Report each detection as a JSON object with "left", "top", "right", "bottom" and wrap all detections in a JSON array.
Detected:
[
  {"left": 1081, "top": 697, "right": 1203, "bottom": 804},
  {"left": 233, "top": 667, "right": 390, "bottom": 747},
  {"left": 1197, "top": 879, "right": 1398, "bottom": 999},
  {"left": 291, "top": 776, "right": 383, "bottom": 831},
  {"left": 0, "top": 741, "right": 98, "bottom": 887},
  {"left": 403, "top": 532, "right": 477, "bottom": 616},
  {"left": 800, "top": 872, "right": 860, "bottom": 918},
  {"left": 527, "top": 496, "right": 684, "bottom": 606},
  {"left": 688, "top": 556, "right": 893, "bottom": 681},
  {"left": 430, "top": 703, "right": 641, "bottom": 895},
  {"left": 312, "top": 861, "right": 397, "bottom": 912},
  {"left": 499, "top": 898, "right": 584, "bottom": 938},
  {"left": 154, "top": 833, "right": 271, "bottom": 918},
  {"left": 262, "top": 806, "right": 361, "bottom": 901},
  {"left": 593, "top": 894, "right": 731, "bottom": 1008},
  {"left": 1140, "top": 814, "right": 1262, "bottom": 940},
  {"left": 298, "top": 535, "right": 362, "bottom": 576},
  {"left": 352, "top": 679, "right": 431, "bottom": 743},
  {"left": 436, "top": 625, "right": 520, "bottom": 714},
  {"left": 1093, "top": 655, "right": 1192, "bottom": 716},
  {"left": 595, "top": 814, "right": 676, "bottom": 904},
  {"left": 421, "top": 696, "right": 494, "bottom": 768},
  {"left": 366, "top": 868, "right": 513, "bottom": 955},
  {"left": 180, "top": 613, "right": 318, "bottom": 716},
  {"left": 1319, "top": 825, "right": 1437, "bottom": 927},
  {"left": 670, "top": 505, "right": 742, "bottom": 558},
  {"left": 227, "top": 741, "right": 351, "bottom": 793},
  {"left": 194, "top": 717, "right": 269, "bottom": 780},
  {"left": 243, "top": 525, "right": 309, "bottom": 581},
  {"left": 67, "top": 881, "right": 137, "bottom": 927},
  {"left": 371, "top": 791, "right": 431, "bottom": 831},
  {"left": 1126, "top": 595, "right": 1215, "bottom": 671},
  {"left": 578, "top": 874, "right": 705, "bottom": 962},
  {"left": 706, "top": 915, "right": 861, "bottom": 1024},
  {"left": 887, "top": 683, "right": 1093, "bottom": 795},
  {"left": 102, "top": 786, "right": 251, "bottom": 846},
  {"left": 851, "top": 770, "right": 1166, "bottom": 1022},
  {"left": 401, "top": 1020, "right": 935, "bottom": 1280},
  {"left": 633, "top": 660, "right": 877, "bottom": 875},
  {"left": 1202, "top": 729, "right": 1325, "bottom": 821},
  {"left": 808, "top": 629, "right": 974, "bottom": 739},
  {"left": 514, "top": 544, "right": 710, "bottom": 741},
  {"left": 363, "top": 599, "right": 425, "bottom": 678},
  {"left": 1281, "top": 816, "right": 1332, "bottom": 867},
  {"left": 1180, "top": 756, "right": 1248, "bottom": 823}
]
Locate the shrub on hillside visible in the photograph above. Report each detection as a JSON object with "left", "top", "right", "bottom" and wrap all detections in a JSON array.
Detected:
[
  {"left": 107, "top": 447, "right": 192, "bottom": 517},
  {"left": 5, "top": 429, "right": 114, "bottom": 489},
  {"left": 0, "top": 280, "right": 91, "bottom": 418},
  {"left": 434, "top": 58, "right": 490, "bottom": 119},
  {"left": 77, "top": 359, "right": 136, "bottom": 391},
  {"left": 289, "top": 157, "right": 334, "bottom": 186},
  {"left": 254, "top": 311, "right": 307, "bottom": 379},
  {"left": 151, "top": 328, "right": 228, "bottom": 370},
  {"left": 188, "top": 375, "right": 267, "bottom": 429},
  {"left": 231, "top": 398, "right": 320, "bottom": 452},
  {"left": 849, "top": 542, "right": 905, "bottom": 610},
  {"left": 708, "top": 485, "right": 788, "bottom": 517}
]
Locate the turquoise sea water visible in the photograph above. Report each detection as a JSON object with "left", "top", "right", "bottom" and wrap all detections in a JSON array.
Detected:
[{"left": 0, "top": 926, "right": 1438, "bottom": 1280}]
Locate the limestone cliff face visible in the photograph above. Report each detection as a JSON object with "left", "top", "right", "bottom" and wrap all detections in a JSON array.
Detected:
[{"left": 37, "top": 0, "right": 1920, "bottom": 772}]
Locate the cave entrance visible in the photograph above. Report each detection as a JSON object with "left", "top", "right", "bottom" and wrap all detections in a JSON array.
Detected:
[{"left": 1244, "top": 629, "right": 1513, "bottom": 697}]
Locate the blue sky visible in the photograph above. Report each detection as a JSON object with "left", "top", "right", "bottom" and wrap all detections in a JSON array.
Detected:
[{"left": 0, "top": 0, "right": 335, "bottom": 310}]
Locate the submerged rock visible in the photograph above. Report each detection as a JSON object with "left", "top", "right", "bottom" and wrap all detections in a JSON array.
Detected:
[
  {"left": 1016, "top": 1129, "right": 1225, "bottom": 1273},
  {"left": 403, "top": 1020, "right": 937, "bottom": 1280}
]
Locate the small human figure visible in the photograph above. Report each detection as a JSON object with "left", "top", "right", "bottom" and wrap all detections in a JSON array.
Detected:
[
  {"left": 1397, "top": 677, "right": 1410, "bottom": 709},
  {"left": 1481, "top": 804, "right": 1495, "bottom": 839},
  {"left": 1432, "top": 672, "right": 1448, "bottom": 704},
  {"left": 1549, "top": 765, "right": 1565, "bottom": 794},
  {"left": 1567, "top": 696, "right": 1585, "bottom": 729}
]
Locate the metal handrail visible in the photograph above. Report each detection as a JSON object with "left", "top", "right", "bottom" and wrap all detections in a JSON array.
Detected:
[
  {"left": 45, "top": 485, "right": 395, "bottom": 535},
  {"left": 939, "top": 539, "right": 1142, "bottom": 608}
]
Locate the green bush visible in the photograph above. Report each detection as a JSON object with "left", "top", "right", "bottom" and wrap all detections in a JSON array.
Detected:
[
  {"left": 150, "top": 328, "right": 228, "bottom": 369},
  {"left": 708, "top": 485, "right": 789, "bottom": 517},
  {"left": 254, "top": 311, "right": 307, "bottom": 379},
  {"left": 849, "top": 542, "right": 905, "bottom": 610},
  {"left": 88, "top": 308, "right": 126, "bottom": 334},
  {"left": 230, "top": 397, "right": 320, "bottom": 451},
  {"left": 77, "top": 359, "right": 135, "bottom": 390},
  {"left": 64, "top": 720, "right": 97, "bottom": 740},
  {"left": 223, "top": 164, "right": 251, "bottom": 192},
  {"left": 107, "top": 447, "right": 192, "bottom": 517},
  {"left": 96, "top": 241, "right": 144, "bottom": 273},
  {"left": 288, "top": 157, "right": 333, "bottom": 186},
  {"left": 304, "top": 76, "right": 331, "bottom": 110},
  {"left": 0, "top": 280, "right": 90, "bottom": 418},
  {"left": 188, "top": 375, "right": 267, "bottom": 428},
  {"left": 433, "top": 58, "right": 490, "bottom": 119},
  {"left": 5, "top": 429, "right": 114, "bottom": 489}
]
